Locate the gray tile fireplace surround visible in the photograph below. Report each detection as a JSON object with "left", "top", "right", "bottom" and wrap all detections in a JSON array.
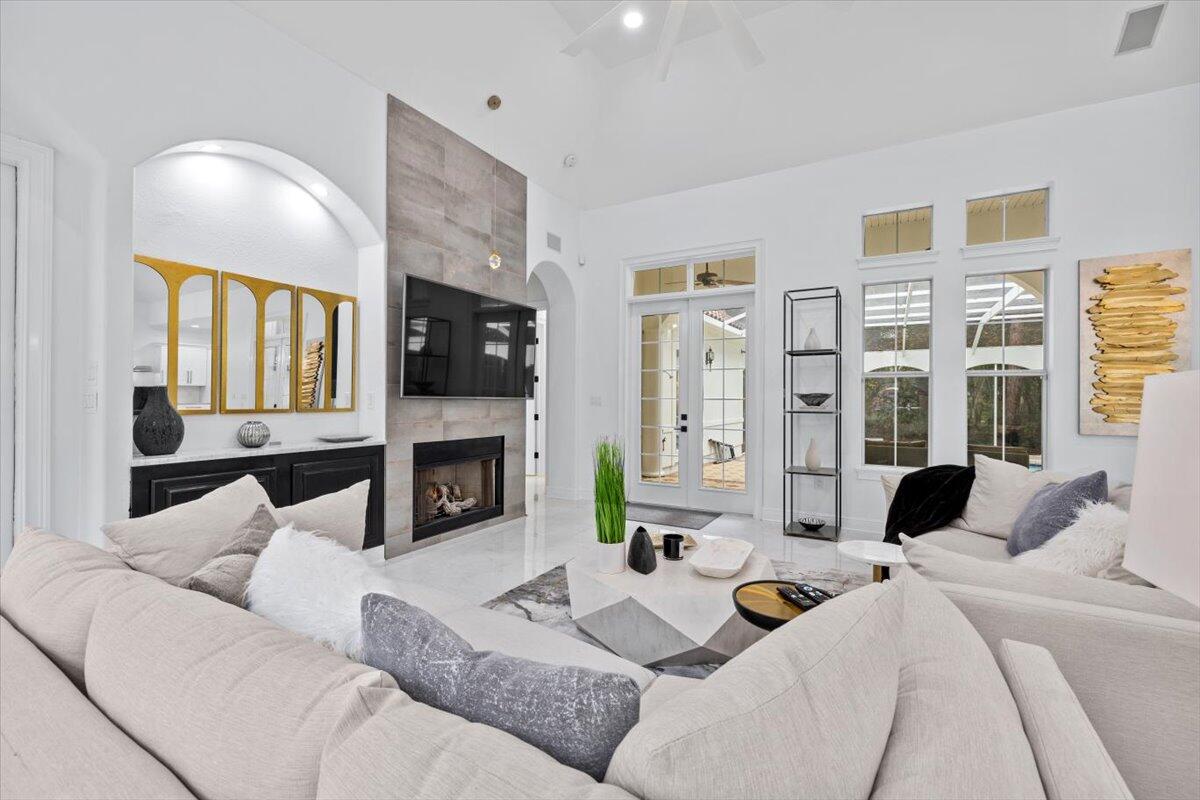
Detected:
[{"left": 384, "top": 97, "right": 529, "bottom": 558}]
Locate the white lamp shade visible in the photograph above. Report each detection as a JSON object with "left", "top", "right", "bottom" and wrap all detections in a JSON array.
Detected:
[{"left": 1123, "top": 371, "right": 1200, "bottom": 606}]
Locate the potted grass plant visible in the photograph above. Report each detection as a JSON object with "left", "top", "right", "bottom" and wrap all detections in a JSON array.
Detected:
[{"left": 593, "top": 437, "right": 627, "bottom": 574}]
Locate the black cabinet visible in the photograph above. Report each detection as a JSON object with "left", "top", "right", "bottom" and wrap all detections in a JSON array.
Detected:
[{"left": 130, "top": 444, "right": 385, "bottom": 549}]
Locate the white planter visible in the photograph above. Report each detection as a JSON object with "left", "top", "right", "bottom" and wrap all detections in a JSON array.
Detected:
[{"left": 596, "top": 540, "right": 626, "bottom": 574}]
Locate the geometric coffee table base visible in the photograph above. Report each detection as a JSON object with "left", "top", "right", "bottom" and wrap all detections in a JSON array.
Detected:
[{"left": 574, "top": 598, "right": 764, "bottom": 667}]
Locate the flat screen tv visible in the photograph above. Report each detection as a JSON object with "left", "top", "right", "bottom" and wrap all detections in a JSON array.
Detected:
[{"left": 401, "top": 276, "right": 536, "bottom": 398}]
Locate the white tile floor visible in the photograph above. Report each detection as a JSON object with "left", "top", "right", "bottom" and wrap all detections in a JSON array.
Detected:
[{"left": 381, "top": 477, "right": 873, "bottom": 604}]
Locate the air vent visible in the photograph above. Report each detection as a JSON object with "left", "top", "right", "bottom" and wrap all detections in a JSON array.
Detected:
[
  {"left": 546, "top": 231, "right": 562, "bottom": 253},
  {"left": 1116, "top": 3, "right": 1166, "bottom": 55}
]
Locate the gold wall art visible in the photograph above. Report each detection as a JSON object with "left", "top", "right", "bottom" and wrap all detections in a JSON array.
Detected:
[{"left": 1079, "top": 249, "right": 1192, "bottom": 436}]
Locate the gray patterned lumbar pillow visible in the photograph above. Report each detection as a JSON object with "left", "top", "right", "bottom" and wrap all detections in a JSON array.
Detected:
[
  {"left": 360, "top": 592, "right": 640, "bottom": 780},
  {"left": 1008, "top": 471, "right": 1108, "bottom": 556},
  {"left": 183, "top": 504, "right": 278, "bottom": 605}
]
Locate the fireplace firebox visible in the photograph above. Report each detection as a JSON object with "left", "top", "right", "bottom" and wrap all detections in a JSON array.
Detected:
[{"left": 412, "top": 436, "right": 504, "bottom": 541}]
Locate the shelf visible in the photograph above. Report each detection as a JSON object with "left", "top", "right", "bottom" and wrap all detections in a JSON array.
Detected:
[
  {"left": 786, "top": 465, "right": 839, "bottom": 477},
  {"left": 784, "top": 521, "right": 840, "bottom": 541},
  {"left": 786, "top": 408, "right": 840, "bottom": 415},
  {"left": 785, "top": 348, "right": 840, "bottom": 357}
]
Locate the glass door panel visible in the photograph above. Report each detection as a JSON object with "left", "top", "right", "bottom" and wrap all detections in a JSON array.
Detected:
[
  {"left": 700, "top": 306, "right": 747, "bottom": 493},
  {"left": 639, "top": 312, "right": 681, "bottom": 486}
]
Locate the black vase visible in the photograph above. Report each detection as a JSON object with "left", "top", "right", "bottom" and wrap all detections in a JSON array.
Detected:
[
  {"left": 627, "top": 526, "right": 657, "bottom": 575},
  {"left": 133, "top": 386, "right": 184, "bottom": 456}
]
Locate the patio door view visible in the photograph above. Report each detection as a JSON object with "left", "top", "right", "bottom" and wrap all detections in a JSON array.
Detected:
[{"left": 630, "top": 293, "right": 754, "bottom": 515}]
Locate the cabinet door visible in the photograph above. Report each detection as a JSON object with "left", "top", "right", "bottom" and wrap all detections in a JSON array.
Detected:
[{"left": 179, "top": 346, "right": 209, "bottom": 386}]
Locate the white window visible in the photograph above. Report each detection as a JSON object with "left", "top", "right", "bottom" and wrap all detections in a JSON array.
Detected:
[
  {"left": 965, "top": 270, "right": 1046, "bottom": 469},
  {"left": 862, "top": 206, "right": 932, "bottom": 257},
  {"left": 863, "top": 280, "right": 931, "bottom": 468},
  {"left": 966, "top": 188, "right": 1048, "bottom": 245},
  {"left": 631, "top": 254, "right": 756, "bottom": 297}
]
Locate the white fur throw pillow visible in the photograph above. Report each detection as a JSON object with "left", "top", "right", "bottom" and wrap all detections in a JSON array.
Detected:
[
  {"left": 1012, "top": 501, "right": 1128, "bottom": 577},
  {"left": 245, "top": 525, "right": 395, "bottom": 657}
]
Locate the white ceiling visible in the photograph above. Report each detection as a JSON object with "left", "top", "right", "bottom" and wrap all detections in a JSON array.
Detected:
[{"left": 237, "top": 1, "right": 1200, "bottom": 209}]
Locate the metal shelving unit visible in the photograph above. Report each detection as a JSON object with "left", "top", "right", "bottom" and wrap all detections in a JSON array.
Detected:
[{"left": 783, "top": 287, "right": 842, "bottom": 540}]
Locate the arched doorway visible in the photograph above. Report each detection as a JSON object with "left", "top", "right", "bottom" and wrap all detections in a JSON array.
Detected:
[{"left": 528, "top": 260, "right": 578, "bottom": 501}]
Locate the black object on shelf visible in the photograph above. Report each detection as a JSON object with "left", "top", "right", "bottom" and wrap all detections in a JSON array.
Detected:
[
  {"left": 132, "top": 386, "right": 184, "bottom": 456},
  {"left": 783, "top": 287, "right": 842, "bottom": 541},
  {"left": 627, "top": 526, "right": 657, "bottom": 574}
]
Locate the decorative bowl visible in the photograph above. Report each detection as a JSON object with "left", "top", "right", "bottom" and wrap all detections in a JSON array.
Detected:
[
  {"left": 798, "top": 516, "right": 826, "bottom": 532},
  {"left": 794, "top": 392, "right": 833, "bottom": 408}
]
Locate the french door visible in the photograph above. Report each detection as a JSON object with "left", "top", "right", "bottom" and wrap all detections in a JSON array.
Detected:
[{"left": 628, "top": 293, "right": 754, "bottom": 514}]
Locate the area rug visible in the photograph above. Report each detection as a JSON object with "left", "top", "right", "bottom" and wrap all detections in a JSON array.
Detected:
[
  {"left": 625, "top": 502, "right": 720, "bottom": 529},
  {"left": 482, "top": 561, "right": 870, "bottom": 678}
]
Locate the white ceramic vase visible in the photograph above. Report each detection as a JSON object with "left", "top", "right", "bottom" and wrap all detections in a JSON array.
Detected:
[
  {"left": 596, "top": 540, "right": 626, "bottom": 574},
  {"left": 804, "top": 437, "right": 821, "bottom": 470},
  {"left": 804, "top": 328, "right": 822, "bottom": 350}
]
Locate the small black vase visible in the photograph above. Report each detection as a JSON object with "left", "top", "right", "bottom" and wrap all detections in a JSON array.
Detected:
[
  {"left": 133, "top": 386, "right": 184, "bottom": 456},
  {"left": 627, "top": 526, "right": 657, "bottom": 575}
]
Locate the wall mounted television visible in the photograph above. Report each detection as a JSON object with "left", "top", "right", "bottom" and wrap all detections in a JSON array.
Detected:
[{"left": 401, "top": 276, "right": 536, "bottom": 398}]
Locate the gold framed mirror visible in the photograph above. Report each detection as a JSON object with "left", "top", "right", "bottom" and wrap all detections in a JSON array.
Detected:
[
  {"left": 133, "top": 255, "right": 219, "bottom": 415},
  {"left": 220, "top": 273, "right": 295, "bottom": 413},
  {"left": 295, "top": 287, "right": 357, "bottom": 412}
]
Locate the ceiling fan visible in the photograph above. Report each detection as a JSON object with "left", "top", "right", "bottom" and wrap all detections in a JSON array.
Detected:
[{"left": 560, "top": 0, "right": 766, "bottom": 82}]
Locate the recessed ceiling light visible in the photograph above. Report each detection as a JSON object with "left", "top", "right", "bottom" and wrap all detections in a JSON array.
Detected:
[
  {"left": 199, "top": 143, "right": 222, "bottom": 153},
  {"left": 623, "top": 10, "right": 644, "bottom": 29},
  {"left": 309, "top": 182, "right": 328, "bottom": 199}
]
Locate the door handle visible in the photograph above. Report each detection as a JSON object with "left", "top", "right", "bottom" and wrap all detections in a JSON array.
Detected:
[{"left": 674, "top": 425, "right": 688, "bottom": 433}]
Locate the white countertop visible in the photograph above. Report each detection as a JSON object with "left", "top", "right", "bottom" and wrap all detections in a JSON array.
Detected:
[{"left": 131, "top": 436, "right": 386, "bottom": 467}]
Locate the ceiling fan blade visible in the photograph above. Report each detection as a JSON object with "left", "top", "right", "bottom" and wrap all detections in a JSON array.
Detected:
[
  {"left": 653, "top": 0, "right": 690, "bottom": 82},
  {"left": 708, "top": 0, "right": 766, "bottom": 70},
  {"left": 561, "top": 0, "right": 632, "bottom": 57}
]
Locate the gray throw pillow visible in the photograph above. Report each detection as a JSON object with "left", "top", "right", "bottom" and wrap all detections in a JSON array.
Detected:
[
  {"left": 183, "top": 504, "right": 278, "bottom": 605},
  {"left": 360, "top": 592, "right": 640, "bottom": 780},
  {"left": 1008, "top": 471, "right": 1108, "bottom": 556}
]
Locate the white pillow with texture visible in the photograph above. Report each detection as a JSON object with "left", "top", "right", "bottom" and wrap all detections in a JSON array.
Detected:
[
  {"left": 951, "top": 455, "right": 1065, "bottom": 539},
  {"left": 271, "top": 480, "right": 369, "bottom": 551},
  {"left": 246, "top": 524, "right": 394, "bottom": 657},
  {"left": 103, "top": 475, "right": 271, "bottom": 585},
  {"left": 1013, "top": 501, "right": 1129, "bottom": 577}
]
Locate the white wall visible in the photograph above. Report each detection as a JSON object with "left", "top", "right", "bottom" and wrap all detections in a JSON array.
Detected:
[
  {"left": 133, "top": 152, "right": 363, "bottom": 449},
  {"left": 580, "top": 84, "right": 1200, "bottom": 534},
  {"left": 0, "top": 0, "right": 386, "bottom": 543}
]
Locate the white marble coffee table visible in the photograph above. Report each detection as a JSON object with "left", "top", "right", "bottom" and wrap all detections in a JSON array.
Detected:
[
  {"left": 837, "top": 540, "right": 907, "bottom": 582},
  {"left": 566, "top": 539, "right": 775, "bottom": 667}
]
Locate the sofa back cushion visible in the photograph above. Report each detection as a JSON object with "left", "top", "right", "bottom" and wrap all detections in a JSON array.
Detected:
[
  {"left": 102, "top": 474, "right": 272, "bottom": 584},
  {"left": 317, "top": 686, "right": 632, "bottom": 800},
  {"left": 870, "top": 568, "right": 1044, "bottom": 800},
  {"left": 903, "top": 536, "right": 1200, "bottom": 621},
  {"left": 605, "top": 581, "right": 902, "bottom": 799},
  {"left": 1, "top": 617, "right": 196, "bottom": 800},
  {"left": 953, "top": 455, "right": 1065, "bottom": 539},
  {"left": 272, "top": 480, "right": 370, "bottom": 551},
  {"left": 995, "top": 639, "right": 1133, "bottom": 800},
  {"left": 0, "top": 529, "right": 148, "bottom": 686},
  {"left": 85, "top": 576, "right": 396, "bottom": 800}
]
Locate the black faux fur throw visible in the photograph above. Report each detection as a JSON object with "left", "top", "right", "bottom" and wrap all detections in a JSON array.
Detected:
[{"left": 883, "top": 465, "right": 975, "bottom": 544}]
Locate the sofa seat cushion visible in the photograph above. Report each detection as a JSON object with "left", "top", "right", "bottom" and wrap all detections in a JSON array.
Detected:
[
  {"left": 995, "top": 639, "right": 1133, "bottom": 800},
  {"left": 916, "top": 527, "right": 1012, "bottom": 562},
  {"left": 102, "top": 474, "right": 272, "bottom": 584},
  {"left": 0, "top": 529, "right": 151, "bottom": 686},
  {"left": 0, "top": 617, "right": 195, "bottom": 800},
  {"left": 317, "top": 685, "right": 635, "bottom": 800},
  {"left": 85, "top": 576, "right": 396, "bottom": 800},
  {"left": 871, "top": 568, "right": 1044, "bottom": 800},
  {"left": 903, "top": 536, "right": 1200, "bottom": 621},
  {"left": 606, "top": 581, "right": 903, "bottom": 799}
]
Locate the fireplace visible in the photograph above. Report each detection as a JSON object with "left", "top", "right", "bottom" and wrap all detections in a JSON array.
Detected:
[{"left": 412, "top": 436, "right": 504, "bottom": 541}]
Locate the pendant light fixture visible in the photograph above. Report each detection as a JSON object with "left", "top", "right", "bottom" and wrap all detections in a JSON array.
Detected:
[{"left": 487, "top": 93, "right": 502, "bottom": 271}]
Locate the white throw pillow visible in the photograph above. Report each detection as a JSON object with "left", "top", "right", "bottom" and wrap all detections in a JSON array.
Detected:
[
  {"left": 952, "top": 455, "right": 1065, "bottom": 539},
  {"left": 245, "top": 524, "right": 394, "bottom": 657},
  {"left": 881, "top": 474, "right": 902, "bottom": 512},
  {"left": 271, "top": 480, "right": 370, "bottom": 551},
  {"left": 1013, "top": 501, "right": 1129, "bottom": 577},
  {"left": 103, "top": 475, "right": 271, "bottom": 585}
]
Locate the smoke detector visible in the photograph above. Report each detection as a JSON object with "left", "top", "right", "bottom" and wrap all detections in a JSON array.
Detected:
[{"left": 563, "top": 153, "right": 578, "bottom": 168}]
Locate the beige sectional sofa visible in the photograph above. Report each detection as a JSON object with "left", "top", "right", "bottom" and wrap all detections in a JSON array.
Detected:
[{"left": 1, "top": 527, "right": 1147, "bottom": 800}]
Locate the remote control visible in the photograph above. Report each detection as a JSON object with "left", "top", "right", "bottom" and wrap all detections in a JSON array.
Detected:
[
  {"left": 795, "top": 583, "right": 832, "bottom": 604},
  {"left": 776, "top": 585, "right": 816, "bottom": 611}
]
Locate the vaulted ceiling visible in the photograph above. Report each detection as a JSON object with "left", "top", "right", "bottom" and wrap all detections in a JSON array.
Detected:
[{"left": 238, "top": 1, "right": 1200, "bottom": 209}]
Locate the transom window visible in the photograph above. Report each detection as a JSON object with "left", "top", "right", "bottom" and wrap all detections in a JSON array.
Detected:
[
  {"left": 632, "top": 254, "right": 756, "bottom": 297},
  {"left": 863, "top": 280, "right": 931, "bottom": 468},
  {"left": 966, "top": 188, "right": 1048, "bottom": 245},
  {"left": 965, "top": 270, "right": 1046, "bottom": 470},
  {"left": 862, "top": 206, "right": 932, "bottom": 257}
]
